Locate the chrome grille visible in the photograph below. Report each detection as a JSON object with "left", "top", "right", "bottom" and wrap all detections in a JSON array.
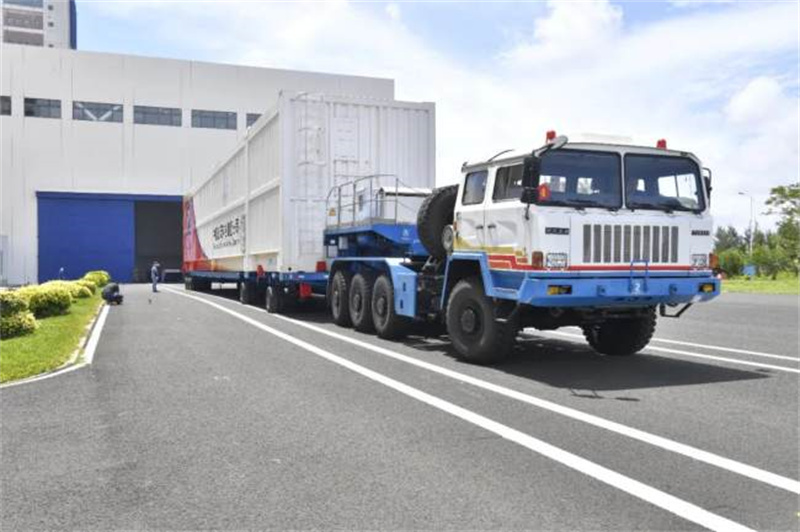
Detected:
[{"left": 583, "top": 224, "right": 680, "bottom": 264}]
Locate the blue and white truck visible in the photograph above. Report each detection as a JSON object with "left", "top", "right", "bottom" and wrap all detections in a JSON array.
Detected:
[{"left": 184, "top": 94, "right": 720, "bottom": 364}]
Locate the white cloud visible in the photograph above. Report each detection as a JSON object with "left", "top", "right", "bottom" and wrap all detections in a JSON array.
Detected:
[{"left": 85, "top": 0, "right": 798, "bottom": 231}]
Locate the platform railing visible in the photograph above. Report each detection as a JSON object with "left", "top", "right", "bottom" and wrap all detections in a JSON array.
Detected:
[{"left": 325, "top": 174, "right": 430, "bottom": 229}]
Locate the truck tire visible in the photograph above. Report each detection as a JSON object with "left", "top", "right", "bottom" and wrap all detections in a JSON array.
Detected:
[
  {"left": 265, "top": 285, "right": 283, "bottom": 314},
  {"left": 330, "top": 270, "right": 352, "bottom": 327},
  {"left": 582, "top": 308, "right": 657, "bottom": 356},
  {"left": 239, "top": 282, "right": 253, "bottom": 305},
  {"left": 417, "top": 185, "right": 458, "bottom": 259},
  {"left": 372, "top": 274, "right": 411, "bottom": 340},
  {"left": 185, "top": 277, "right": 194, "bottom": 291},
  {"left": 349, "top": 273, "right": 375, "bottom": 333},
  {"left": 446, "top": 277, "right": 517, "bottom": 364}
]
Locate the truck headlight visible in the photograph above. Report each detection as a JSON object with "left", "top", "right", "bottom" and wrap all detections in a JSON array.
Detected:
[
  {"left": 546, "top": 253, "right": 569, "bottom": 270},
  {"left": 691, "top": 254, "right": 709, "bottom": 269}
]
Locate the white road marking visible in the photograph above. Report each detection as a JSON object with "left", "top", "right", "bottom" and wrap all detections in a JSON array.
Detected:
[
  {"left": 537, "top": 331, "right": 800, "bottom": 375},
  {"left": 166, "top": 287, "right": 755, "bottom": 532},
  {"left": 552, "top": 327, "right": 799, "bottom": 362},
  {"left": 84, "top": 304, "right": 109, "bottom": 365}
]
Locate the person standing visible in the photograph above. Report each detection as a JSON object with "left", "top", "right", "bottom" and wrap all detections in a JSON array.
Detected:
[{"left": 151, "top": 261, "right": 161, "bottom": 293}]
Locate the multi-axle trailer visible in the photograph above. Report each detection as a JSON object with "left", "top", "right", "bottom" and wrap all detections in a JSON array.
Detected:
[{"left": 183, "top": 93, "right": 720, "bottom": 364}]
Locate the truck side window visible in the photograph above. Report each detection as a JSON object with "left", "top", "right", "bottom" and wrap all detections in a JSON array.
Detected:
[
  {"left": 492, "top": 164, "right": 524, "bottom": 201},
  {"left": 462, "top": 170, "right": 488, "bottom": 205}
]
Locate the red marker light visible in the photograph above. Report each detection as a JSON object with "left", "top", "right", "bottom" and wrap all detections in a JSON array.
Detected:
[
  {"left": 537, "top": 183, "right": 551, "bottom": 202},
  {"left": 546, "top": 130, "right": 557, "bottom": 142},
  {"left": 299, "top": 282, "right": 313, "bottom": 299},
  {"left": 656, "top": 139, "right": 667, "bottom": 149},
  {"left": 315, "top": 260, "right": 327, "bottom": 273}
]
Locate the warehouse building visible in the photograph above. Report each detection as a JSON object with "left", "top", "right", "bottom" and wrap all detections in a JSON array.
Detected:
[{"left": 0, "top": 43, "right": 394, "bottom": 285}]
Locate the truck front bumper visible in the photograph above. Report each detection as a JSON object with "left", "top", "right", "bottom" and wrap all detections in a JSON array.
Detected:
[{"left": 517, "top": 274, "right": 720, "bottom": 308}]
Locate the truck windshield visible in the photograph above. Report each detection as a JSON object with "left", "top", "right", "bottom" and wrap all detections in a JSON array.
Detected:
[
  {"left": 624, "top": 154, "right": 705, "bottom": 213},
  {"left": 537, "top": 150, "right": 621, "bottom": 209}
]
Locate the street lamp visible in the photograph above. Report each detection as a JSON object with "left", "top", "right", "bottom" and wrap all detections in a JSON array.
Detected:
[{"left": 738, "top": 191, "right": 754, "bottom": 257}]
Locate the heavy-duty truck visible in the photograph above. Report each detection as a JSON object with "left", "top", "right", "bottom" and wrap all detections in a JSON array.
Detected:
[{"left": 183, "top": 93, "right": 720, "bottom": 364}]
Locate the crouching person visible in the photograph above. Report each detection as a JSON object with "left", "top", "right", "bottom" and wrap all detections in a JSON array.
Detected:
[{"left": 102, "top": 283, "right": 124, "bottom": 305}]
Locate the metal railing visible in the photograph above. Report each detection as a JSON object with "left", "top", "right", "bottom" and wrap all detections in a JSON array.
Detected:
[{"left": 325, "top": 174, "right": 430, "bottom": 229}]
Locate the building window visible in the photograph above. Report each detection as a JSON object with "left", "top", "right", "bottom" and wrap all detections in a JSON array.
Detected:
[
  {"left": 73, "top": 101, "right": 123, "bottom": 122},
  {"left": 134, "top": 105, "right": 181, "bottom": 127},
  {"left": 47, "top": 21, "right": 53, "bottom": 27},
  {"left": 1, "top": 96, "right": 11, "bottom": 116},
  {"left": 24, "top": 97, "right": 60, "bottom": 118},
  {"left": 191, "top": 109, "right": 236, "bottom": 130},
  {"left": 3, "top": 29, "right": 44, "bottom": 45},
  {"left": 2, "top": 8, "right": 44, "bottom": 30},
  {"left": 246, "top": 113, "right": 261, "bottom": 128},
  {"left": 3, "top": 0, "right": 44, "bottom": 8}
]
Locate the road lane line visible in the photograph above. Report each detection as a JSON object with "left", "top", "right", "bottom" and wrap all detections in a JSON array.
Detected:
[
  {"left": 84, "top": 304, "right": 110, "bottom": 365},
  {"left": 537, "top": 331, "right": 800, "bottom": 374},
  {"left": 170, "top": 287, "right": 800, "bottom": 495},
  {"left": 165, "top": 287, "right": 755, "bottom": 532},
  {"left": 552, "top": 327, "right": 799, "bottom": 362}
]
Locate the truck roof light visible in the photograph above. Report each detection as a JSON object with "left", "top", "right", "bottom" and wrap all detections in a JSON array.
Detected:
[
  {"left": 546, "top": 130, "right": 557, "bottom": 142},
  {"left": 656, "top": 139, "right": 667, "bottom": 149}
]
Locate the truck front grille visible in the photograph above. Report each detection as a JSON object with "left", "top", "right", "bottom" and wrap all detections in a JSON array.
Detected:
[{"left": 582, "top": 224, "right": 679, "bottom": 264}]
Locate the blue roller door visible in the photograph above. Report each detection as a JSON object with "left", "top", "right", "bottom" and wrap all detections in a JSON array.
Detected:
[{"left": 37, "top": 192, "right": 181, "bottom": 283}]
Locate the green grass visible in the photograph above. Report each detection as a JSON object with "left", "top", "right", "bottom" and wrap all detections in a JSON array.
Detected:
[
  {"left": 0, "top": 293, "right": 103, "bottom": 383},
  {"left": 722, "top": 273, "right": 799, "bottom": 295}
]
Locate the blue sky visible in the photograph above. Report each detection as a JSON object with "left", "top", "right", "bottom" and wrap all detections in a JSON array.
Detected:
[{"left": 74, "top": 0, "right": 798, "bottom": 230}]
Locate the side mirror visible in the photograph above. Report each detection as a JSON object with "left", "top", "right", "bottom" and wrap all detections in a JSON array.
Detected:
[
  {"left": 703, "top": 167, "right": 712, "bottom": 199},
  {"left": 520, "top": 155, "right": 541, "bottom": 203}
]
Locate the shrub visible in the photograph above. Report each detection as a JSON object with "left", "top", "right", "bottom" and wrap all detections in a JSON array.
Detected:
[
  {"left": 75, "top": 279, "right": 97, "bottom": 295},
  {"left": 1, "top": 311, "right": 38, "bottom": 339},
  {"left": 21, "top": 285, "right": 72, "bottom": 318},
  {"left": 43, "top": 281, "right": 86, "bottom": 300},
  {"left": 753, "top": 245, "right": 790, "bottom": 280},
  {"left": 718, "top": 248, "right": 746, "bottom": 277},
  {"left": 0, "top": 291, "right": 29, "bottom": 318},
  {"left": 83, "top": 270, "right": 111, "bottom": 287}
]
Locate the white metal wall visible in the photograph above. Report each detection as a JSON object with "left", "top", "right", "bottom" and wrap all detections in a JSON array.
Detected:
[{"left": 0, "top": 43, "right": 394, "bottom": 284}]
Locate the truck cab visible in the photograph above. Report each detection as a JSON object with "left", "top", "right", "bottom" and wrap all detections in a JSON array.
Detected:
[{"left": 441, "top": 134, "right": 720, "bottom": 362}]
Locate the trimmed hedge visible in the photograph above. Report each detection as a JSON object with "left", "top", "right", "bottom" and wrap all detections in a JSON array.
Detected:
[
  {"left": 75, "top": 279, "right": 97, "bottom": 295},
  {"left": 0, "top": 310, "right": 38, "bottom": 339},
  {"left": 1, "top": 291, "right": 29, "bottom": 318},
  {"left": 43, "top": 281, "right": 90, "bottom": 300},
  {"left": 17, "top": 285, "right": 72, "bottom": 318},
  {"left": 82, "top": 271, "right": 111, "bottom": 288}
]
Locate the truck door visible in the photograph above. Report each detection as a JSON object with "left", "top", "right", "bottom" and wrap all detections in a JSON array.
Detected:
[
  {"left": 454, "top": 170, "right": 488, "bottom": 252},
  {"left": 485, "top": 164, "right": 528, "bottom": 257}
]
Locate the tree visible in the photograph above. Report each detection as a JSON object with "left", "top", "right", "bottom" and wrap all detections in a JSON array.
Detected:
[
  {"left": 718, "top": 248, "right": 746, "bottom": 277},
  {"left": 752, "top": 245, "right": 789, "bottom": 280},
  {"left": 713, "top": 225, "right": 743, "bottom": 254},
  {"left": 765, "top": 183, "right": 800, "bottom": 275}
]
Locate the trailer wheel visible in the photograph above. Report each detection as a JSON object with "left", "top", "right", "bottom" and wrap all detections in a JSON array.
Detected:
[
  {"left": 417, "top": 185, "right": 458, "bottom": 260},
  {"left": 185, "top": 277, "right": 194, "bottom": 291},
  {"left": 372, "top": 275, "right": 411, "bottom": 339},
  {"left": 581, "top": 307, "right": 656, "bottom": 356},
  {"left": 349, "top": 273, "right": 375, "bottom": 333},
  {"left": 330, "top": 271, "right": 352, "bottom": 327},
  {"left": 265, "top": 286, "right": 283, "bottom": 314},
  {"left": 239, "top": 282, "right": 254, "bottom": 305},
  {"left": 446, "top": 277, "right": 517, "bottom": 364}
]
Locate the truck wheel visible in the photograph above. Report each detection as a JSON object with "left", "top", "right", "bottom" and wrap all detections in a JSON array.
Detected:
[
  {"left": 417, "top": 185, "right": 458, "bottom": 260},
  {"left": 372, "top": 275, "right": 411, "bottom": 339},
  {"left": 582, "top": 307, "right": 657, "bottom": 356},
  {"left": 239, "top": 282, "right": 253, "bottom": 305},
  {"left": 265, "top": 286, "right": 283, "bottom": 314},
  {"left": 185, "top": 277, "right": 194, "bottom": 291},
  {"left": 349, "top": 273, "right": 375, "bottom": 333},
  {"left": 330, "top": 271, "right": 352, "bottom": 327},
  {"left": 446, "top": 277, "right": 517, "bottom": 364}
]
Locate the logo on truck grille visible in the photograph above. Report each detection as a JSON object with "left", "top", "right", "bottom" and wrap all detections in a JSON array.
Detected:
[{"left": 582, "top": 224, "right": 679, "bottom": 264}]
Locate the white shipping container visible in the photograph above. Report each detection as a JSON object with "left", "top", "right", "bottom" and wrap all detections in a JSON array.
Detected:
[{"left": 183, "top": 93, "right": 436, "bottom": 274}]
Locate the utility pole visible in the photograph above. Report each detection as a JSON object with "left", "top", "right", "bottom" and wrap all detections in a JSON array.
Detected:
[{"left": 738, "top": 191, "right": 755, "bottom": 257}]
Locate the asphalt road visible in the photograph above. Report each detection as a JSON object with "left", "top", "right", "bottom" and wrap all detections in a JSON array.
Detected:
[{"left": 1, "top": 285, "right": 797, "bottom": 531}]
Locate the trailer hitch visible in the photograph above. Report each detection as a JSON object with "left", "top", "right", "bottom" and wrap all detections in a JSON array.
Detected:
[{"left": 659, "top": 302, "right": 692, "bottom": 319}]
